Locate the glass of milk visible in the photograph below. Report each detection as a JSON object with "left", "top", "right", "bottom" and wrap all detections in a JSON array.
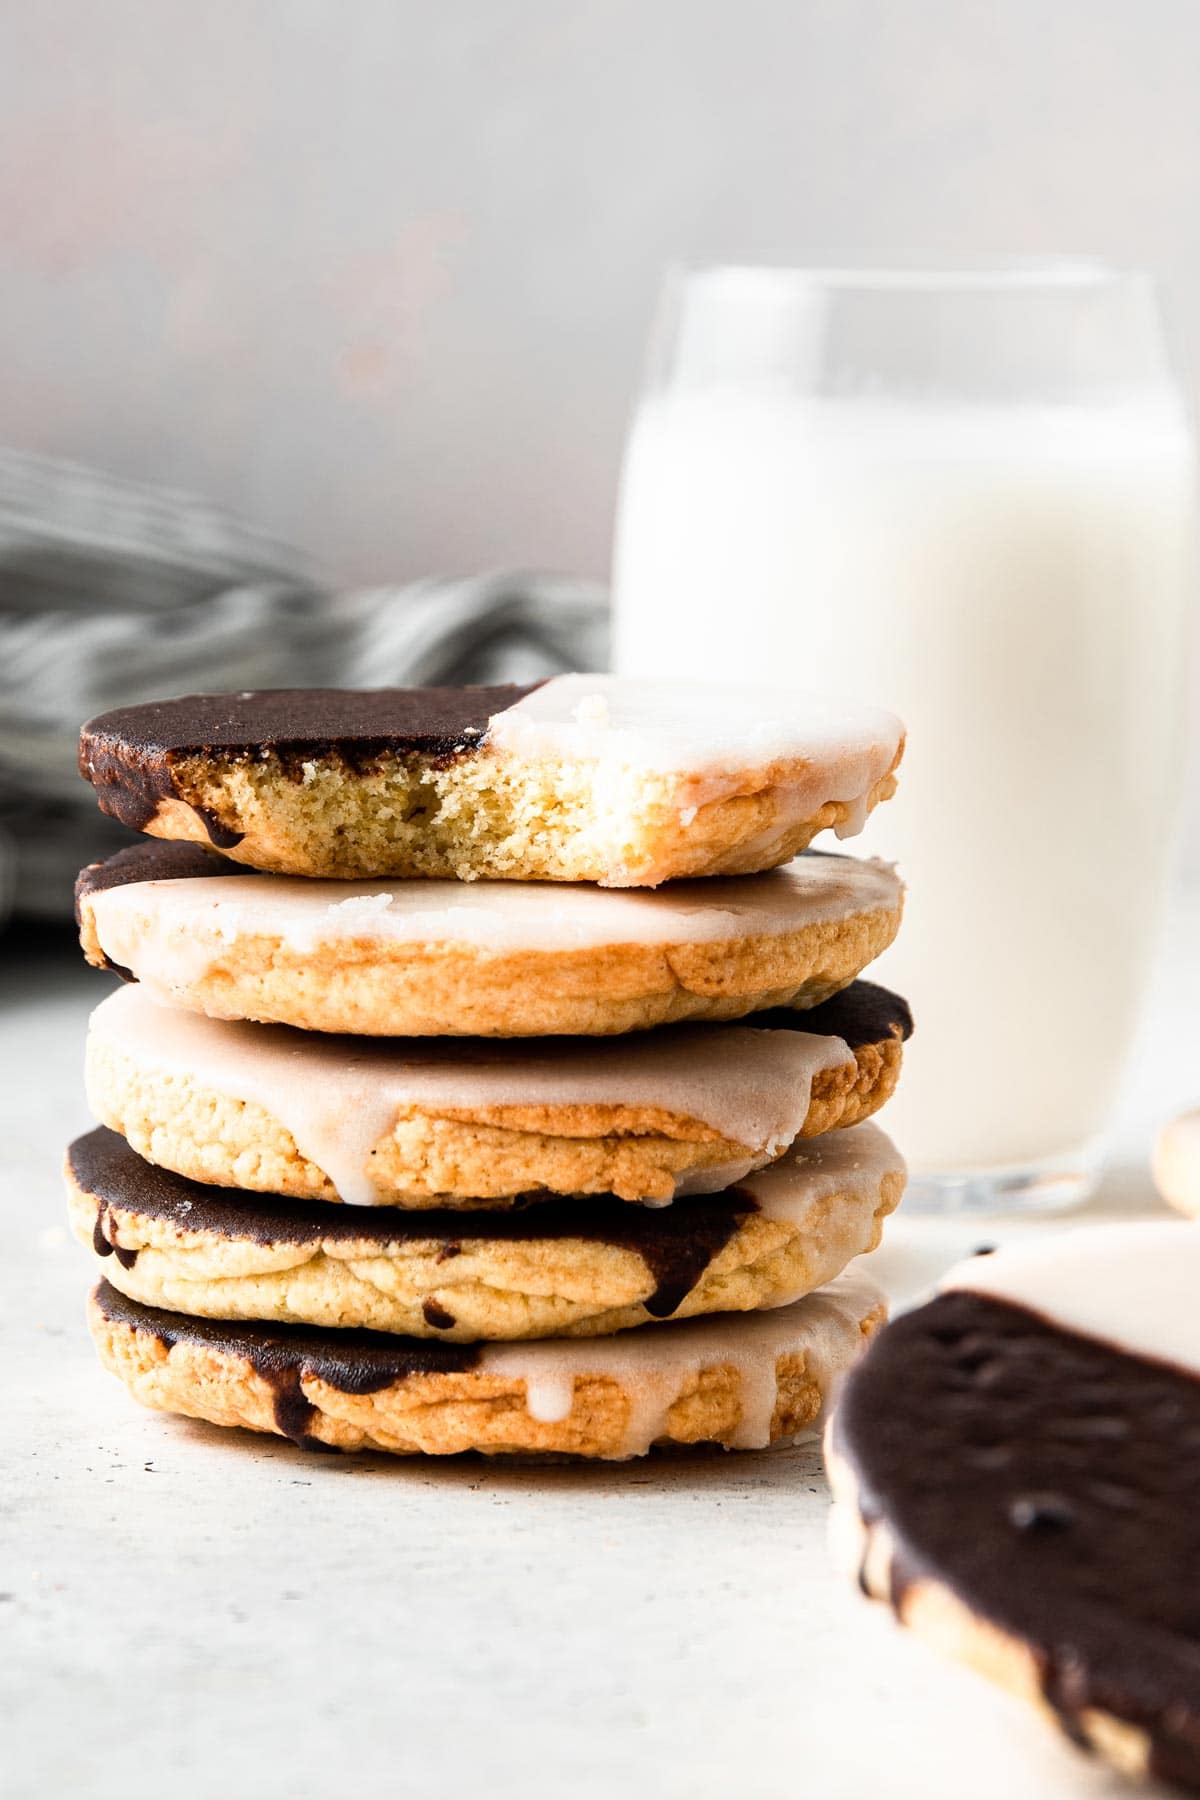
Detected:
[{"left": 612, "top": 263, "right": 1196, "bottom": 1213}]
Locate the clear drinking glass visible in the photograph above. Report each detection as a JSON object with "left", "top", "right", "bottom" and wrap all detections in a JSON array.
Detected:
[{"left": 612, "top": 263, "right": 1197, "bottom": 1214}]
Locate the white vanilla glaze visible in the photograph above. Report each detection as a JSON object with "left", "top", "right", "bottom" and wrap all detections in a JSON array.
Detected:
[
  {"left": 1153, "top": 1109, "right": 1200, "bottom": 1217},
  {"left": 87, "top": 984, "right": 860, "bottom": 1206},
  {"left": 487, "top": 676, "right": 903, "bottom": 832},
  {"left": 732, "top": 1120, "right": 905, "bottom": 1229},
  {"left": 86, "top": 854, "right": 902, "bottom": 996},
  {"left": 483, "top": 1266, "right": 885, "bottom": 1457},
  {"left": 943, "top": 1222, "right": 1200, "bottom": 1376}
]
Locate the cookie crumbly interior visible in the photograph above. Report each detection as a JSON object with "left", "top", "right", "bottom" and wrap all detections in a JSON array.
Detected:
[{"left": 148, "top": 748, "right": 899, "bottom": 884}]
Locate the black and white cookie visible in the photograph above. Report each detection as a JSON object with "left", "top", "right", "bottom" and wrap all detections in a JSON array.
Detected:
[
  {"left": 78, "top": 676, "right": 903, "bottom": 885},
  {"left": 828, "top": 1224, "right": 1200, "bottom": 1791},
  {"left": 88, "top": 1267, "right": 886, "bottom": 1460},
  {"left": 68, "top": 1120, "right": 904, "bottom": 1341}
]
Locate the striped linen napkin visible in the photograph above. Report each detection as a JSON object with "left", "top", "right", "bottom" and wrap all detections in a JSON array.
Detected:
[{"left": 0, "top": 449, "right": 607, "bottom": 924}]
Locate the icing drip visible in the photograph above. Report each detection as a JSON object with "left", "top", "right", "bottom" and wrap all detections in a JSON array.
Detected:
[
  {"left": 741, "top": 1122, "right": 907, "bottom": 1228},
  {"left": 91, "top": 1200, "right": 139, "bottom": 1269},
  {"left": 833, "top": 791, "right": 870, "bottom": 840},
  {"left": 88, "top": 984, "right": 858, "bottom": 1206},
  {"left": 484, "top": 1267, "right": 883, "bottom": 1457},
  {"left": 670, "top": 1158, "right": 760, "bottom": 1198},
  {"left": 520, "top": 1374, "right": 576, "bottom": 1424}
]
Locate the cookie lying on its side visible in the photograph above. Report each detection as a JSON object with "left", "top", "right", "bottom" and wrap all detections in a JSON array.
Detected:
[
  {"left": 67, "top": 1122, "right": 905, "bottom": 1341},
  {"left": 827, "top": 1225, "right": 1200, "bottom": 1793},
  {"left": 1153, "top": 1108, "right": 1200, "bottom": 1217},
  {"left": 85, "top": 981, "right": 911, "bottom": 1208},
  {"left": 75, "top": 841, "right": 903, "bottom": 1037},
  {"left": 78, "top": 676, "right": 904, "bottom": 886},
  {"left": 88, "top": 1266, "right": 886, "bottom": 1459}
]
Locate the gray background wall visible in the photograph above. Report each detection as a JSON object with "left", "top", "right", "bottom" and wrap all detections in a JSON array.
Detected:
[{"left": 4, "top": 0, "right": 1200, "bottom": 585}]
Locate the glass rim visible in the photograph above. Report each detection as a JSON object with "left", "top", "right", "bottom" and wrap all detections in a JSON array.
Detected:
[{"left": 669, "top": 257, "right": 1153, "bottom": 296}]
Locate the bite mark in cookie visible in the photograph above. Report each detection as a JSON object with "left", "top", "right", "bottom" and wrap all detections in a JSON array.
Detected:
[
  {"left": 79, "top": 676, "right": 903, "bottom": 885},
  {"left": 79, "top": 684, "right": 536, "bottom": 837}
]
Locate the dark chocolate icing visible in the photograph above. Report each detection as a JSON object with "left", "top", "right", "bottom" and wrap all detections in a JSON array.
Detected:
[
  {"left": 91, "top": 1199, "right": 139, "bottom": 1269},
  {"left": 756, "top": 980, "right": 912, "bottom": 1050},
  {"left": 75, "top": 840, "right": 253, "bottom": 972},
  {"left": 78, "top": 684, "right": 541, "bottom": 838},
  {"left": 75, "top": 838, "right": 249, "bottom": 916},
  {"left": 834, "top": 1289, "right": 1200, "bottom": 1789},
  {"left": 92, "top": 1279, "right": 481, "bottom": 1447},
  {"left": 71, "top": 1128, "right": 753, "bottom": 1320},
  {"left": 422, "top": 1298, "right": 457, "bottom": 1331},
  {"left": 73, "top": 838, "right": 251, "bottom": 972}
]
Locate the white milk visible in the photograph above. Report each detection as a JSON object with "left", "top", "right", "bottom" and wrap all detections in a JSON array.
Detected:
[{"left": 613, "top": 392, "right": 1196, "bottom": 1175}]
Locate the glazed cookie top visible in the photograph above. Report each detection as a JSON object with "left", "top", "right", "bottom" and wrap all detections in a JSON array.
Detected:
[
  {"left": 486, "top": 674, "right": 903, "bottom": 796},
  {"left": 87, "top": 984, "right": 907, "bottom": 1206},
  {"left": 77, "top": 841, "right": 902, "bottom": 962},
  {"left": 834, "top": 1225, "right": 1200, "bottom": 1789},
  {"left": 80, "top": 674, "right": 904, "bottom": 831}
]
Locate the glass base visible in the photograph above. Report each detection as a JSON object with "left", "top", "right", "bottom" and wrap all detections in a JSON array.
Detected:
[{"left": 901, "top": 1140, "right": 1106, "bottom": 1218}]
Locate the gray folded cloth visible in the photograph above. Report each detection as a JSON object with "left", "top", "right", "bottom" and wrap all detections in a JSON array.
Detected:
[{"left": 0, "top": 449, "right": 608, "bottom": 924}]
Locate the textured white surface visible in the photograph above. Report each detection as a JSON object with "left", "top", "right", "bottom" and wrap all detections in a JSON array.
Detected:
[{"left": 4, "top": 893, "right": 1197, "bottom": 1800}]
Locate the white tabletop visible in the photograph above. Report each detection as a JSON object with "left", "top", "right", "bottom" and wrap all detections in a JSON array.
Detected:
[{"left": 4, "top": 895, "right": 1197, "bottom": 1800}]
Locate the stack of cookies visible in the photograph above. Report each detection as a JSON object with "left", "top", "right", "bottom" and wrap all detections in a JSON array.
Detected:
[{"left": 67, "top": 675, "right": 910, "bottom": 1461}]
